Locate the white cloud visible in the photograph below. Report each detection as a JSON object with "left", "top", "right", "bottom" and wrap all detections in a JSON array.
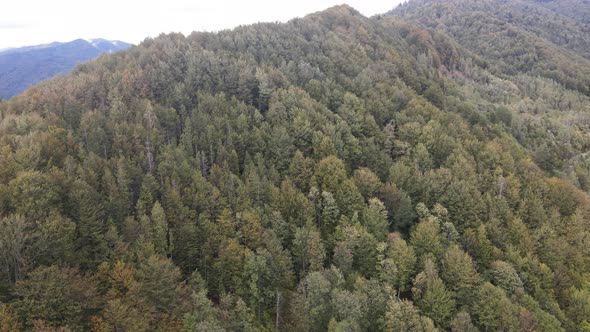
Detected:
[{"left": 0, "top": 0, "right": 402, "bottom": 48}]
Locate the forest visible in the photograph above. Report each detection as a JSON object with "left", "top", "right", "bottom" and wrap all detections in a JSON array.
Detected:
[{"left": 0, "top": 0, "right": 589, "bottom": 331}]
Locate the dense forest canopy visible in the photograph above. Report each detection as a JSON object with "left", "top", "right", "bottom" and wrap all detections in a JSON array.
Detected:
[{"left": 0, "top": 1, "right": 589, "bottom": 331}]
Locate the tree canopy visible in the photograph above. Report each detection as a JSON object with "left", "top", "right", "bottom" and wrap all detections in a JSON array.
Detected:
[{"left": 0, "top": 1, "right": 589, "bottom": 330}]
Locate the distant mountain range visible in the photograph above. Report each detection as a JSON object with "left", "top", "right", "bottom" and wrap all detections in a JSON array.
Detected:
[{"left": 0, "top": 38, "right": 131, "bottom": 99}]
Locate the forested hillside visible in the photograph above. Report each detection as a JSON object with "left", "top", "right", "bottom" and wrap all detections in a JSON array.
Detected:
[
  {"left": 533, "top": 0, "right": 590, "bottom": 24},
  {"left": 0, "top": 2, "right": 589, "bottom": 331}
]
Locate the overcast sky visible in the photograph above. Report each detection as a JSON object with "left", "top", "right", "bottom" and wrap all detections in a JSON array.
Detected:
[{"left": 0, "top": 0, "right": 403, "bottom": 49}]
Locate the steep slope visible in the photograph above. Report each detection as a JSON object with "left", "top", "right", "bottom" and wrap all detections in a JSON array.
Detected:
[
  {"left": 390, "top": 0, "right": 590, "bottom": 94},
  {"left": 532, "top": 0, "right": 590, "bottom": 24},
  {"left": 389, "top": 0, "right": 590, "bottom": 177},
  {"left": 0, "top": 4, "right": 589, "bottom": 331},
  {"left": 0, "top": 38, "right": 131, "bottom": 99}
]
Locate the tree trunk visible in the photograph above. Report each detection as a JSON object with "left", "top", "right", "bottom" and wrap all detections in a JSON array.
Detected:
[{"left": 276, "top": 289, "right": 281, "bottom": 331}]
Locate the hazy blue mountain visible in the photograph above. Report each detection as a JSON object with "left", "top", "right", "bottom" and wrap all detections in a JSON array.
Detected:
[{"left": 0, "top": 38, "right": 131, "bottom": 99}]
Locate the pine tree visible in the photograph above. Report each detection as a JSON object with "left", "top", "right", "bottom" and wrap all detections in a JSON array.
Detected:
[
  {"left": 150, "top": 201, "right": 172, "bottom": 256},
  {"left": 441, "top": 246, "right": 480, "bottom": 306},
  {"left": 363, "top": 198, "right": 389, "bottom": 241},
  {"left": 73, "top": 180, "right": 108, "bottom": 269},
  {"left": 293, "top": 225, "right": 326, "bottom": 277}
]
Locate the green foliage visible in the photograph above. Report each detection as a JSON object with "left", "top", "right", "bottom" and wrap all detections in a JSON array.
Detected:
[
  {"left": 293, "top": 225, "right": 326, "bottom": 276},
  {"left": 567, "top": 288, "right": 590, "bottom": 327},
  {"left": 353, "top": 167, "right": 383, "bottom": 200},
  {"left": 72, "top": 180, "right": 108, "bottom": 269},
  {"left": 312, "top": 156, "right": 347, "bottom": 194},
  {"left": 471, "top": 282, "right": 519, "bottom": 331},
  {"left": 488, "top": 260, "right": 524, "bottom": 294},
  {"left": 441, "top": 246, "right": 480, "bottom": 305},
  {"left": 381, "top": 183, "right": 416, "bottom": 232},
  {"left": 35, "top": 211, "right": 77, "bottom": 266},
  {"left": 0, "top": 214, "right": 30, "bottom": 286},
  {"left": 289, "top": 150, "right": 315, "bottom": 193},
  {"left": 0, "top": 1, "right": 588, "bottom": 330},
  {"left": 9, "top": 171, "right": 60, "bottom": 221},
  {"left": 293, "top": 270, "right": 334, "bottom": 331},
  {"left": 14, "top": 266, "right": 97, "bottom": 330},
  {"left": 450, "top": 311, "right": 478, "bottom": 332},
  {"left": 385, "top": 299, "right": 438, "bottom": 332},
  {"left": 336, "top": 179, "right": 364, "bottom": 218},
  {"left": 137, "top": 255, "right": 188, "bottom": 315},
  {"left": 0, "top": 303, "right": 21, "bottom": 331},
  {"left": 410, "top": 208, "right": 443, "bottom": 263},
  {"left": 412, "top": 259, "right": 455, "bottom": 327},
  {"left": 149, "top": 201, "right": 172, "bottom": 256},
  {"left": 331, "top": 288, "right": 367, "bottom": 330},
  {"left": 381, "top": 236, "right": 417, "bottom": 293},
  {"left": 363, "top": 198, "right": 389, "bottom": 241}
]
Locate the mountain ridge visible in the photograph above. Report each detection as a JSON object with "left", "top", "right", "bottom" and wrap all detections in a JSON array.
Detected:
[
  {"left": 388, "top": 0, "right": 590, "bottom": 92},
  {"left": 0, "top": 38, "right": 131, "bottom": 99},
  {"left": 0, "top": 2, "right": 589, "bottom": 331}
]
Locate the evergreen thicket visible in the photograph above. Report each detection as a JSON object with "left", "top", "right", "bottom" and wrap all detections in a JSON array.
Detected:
[{"left": 1, "top": 1, "right": 589, "bottom": 330}]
